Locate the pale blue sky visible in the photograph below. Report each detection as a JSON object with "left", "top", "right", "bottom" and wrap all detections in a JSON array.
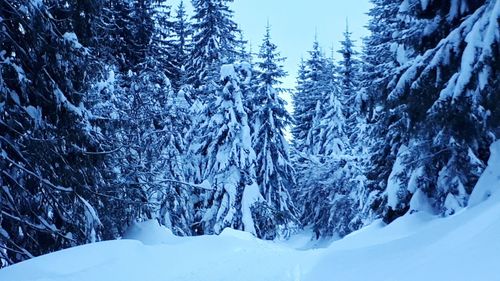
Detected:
[
  {"left": 171, "top": 0, "right": 372, "bottom": 88},
  {"left": 231, "top": 0, "right": 372, "bottom": 88}
]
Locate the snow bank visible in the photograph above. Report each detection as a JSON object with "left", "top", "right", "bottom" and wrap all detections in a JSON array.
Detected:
[
  {"left": 469, "top": 140, "right": 500, "bottom": 207},
  {"left": 305, "top": 196, "right": 500, "bottom": 281},
  {"left": 122, "top": 219, "right": 180, "bottom": 245},
  {"left": 0, "top": 226, "right": 314, "bottom": 281},
  {"left": 219, "top": 227, "right": 256, "bottom": 241},
  {"left": 3, "top": 193, "right": 500, "bottom": 281},
  {"left": 304, "top": 139, "right": 500, "bottom": 281},
  {"left": 1, "top": 143, "right": 500, "bottom": 280}
]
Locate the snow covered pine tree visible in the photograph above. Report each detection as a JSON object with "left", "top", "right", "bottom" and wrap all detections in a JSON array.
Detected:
[
  {"left": 190, "top": 63, "right": 264, "bottom": 236},
  {"left": 251, "top": 24, "right": 298, "bottom": 239},
  {"left": 368, "top": 0, "right": 500, "bottom": 222},
  {"left": 1, "top": 0, "right": 110, "bottom": 265}
]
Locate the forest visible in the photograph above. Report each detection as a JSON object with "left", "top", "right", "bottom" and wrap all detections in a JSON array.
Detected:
[{"left": 0, "top": 0, "right": 498, "bottom": 269}]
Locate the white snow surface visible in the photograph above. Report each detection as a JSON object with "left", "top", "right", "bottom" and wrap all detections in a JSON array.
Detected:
[
  {"left": 220, "top": 64, "right": 237, "bottom": 80},
  {"left": 122, "top": 220, "right": 181, "bottom": 246},
  {"left": 241, "top": 182, "right": 264, "bottom": 235},
  {"left": 386, "top": 145, "right": 408, "bottom": 209},
  {"left": 469, "top": 140, "right": 500, "bottom": 207},
  {"left": 62, "top": 32, "right": 83, "bottom": 49},
  {"left": 2, "top": 142, "right": 500, "bottom": 281},
  {"left": 3, "top": 199, "right": 500, "bottom": 280}
]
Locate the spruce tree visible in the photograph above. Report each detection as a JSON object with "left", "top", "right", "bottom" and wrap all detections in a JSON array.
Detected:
[
  {"left": 251, "top": 24, "right": 298, "bottom": 239},
  {"left": 369, "top": 0, "right": 499, "bottom": 222},
  {"left": 150, "top": 1, "right": 177, "bottom": 82},
  {"left": 292, "top": 38, "right": 329, "bottom": 154},
  {"left": 360, "top": 0, "right": 406, "bottom": 223},
  {"left": 0, "top": 0, "right": 111, "bottom": 265},
  {"left": 89, "top": 0, "right": 195, "bottom": 235},
  {"left": 337, "top": 23, "right": 361, "bottom": 121},
  {"left": 106, "top": 0, "right": 156, "bottom": 72},
  {"left": 294, "top": 36, "right": 366, "bottom": 238},
  {"left": 120, "top": 62, "right": 194, "bottom": 234},
  {"left": 189, "top": 63, "right": 262, "bottom": 235},
  {"left": 170, "top": 0, "right": 193, "bottom": 89},
  {"left": 187, "top": 0, "right": 240, "bottom": 89},
  {"left": 291, "top": 59, "right": 309, "bottom": 151},
  {"left": 360, "top": 0, "right": 401, "bottom": 122},
  {"left": 311, "top": 53, "right": 346, "bottom": 156}
]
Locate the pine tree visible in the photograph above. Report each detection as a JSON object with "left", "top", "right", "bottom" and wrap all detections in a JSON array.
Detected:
[
  {"left": 170, "top": 0, "right": 193, "bottom": 89},
  {"left": 87, "top": 0, "right": 196, "bottom": 235},
  {"left": 251, "top": 24, "right": 298, "bottom": 239},
  {"left": 236, "top": 31, "right": 252, "bottom": 62},
  {"left": 296, "top": 43, "right": 366, "bottom": 238},
  {"left": 292, "top": 27, "right": 380, "bottom": 239},
  {"left": 292, "top": 38, "right": 329, "bottom": 154},
  {"left": 318, "top": 90, "right": 348, "bottom": 157},
  {"left": 0, "top": 0, "right": 111, "bottom": 265},
  {"left": 291, "top": 59, "right": 309, "bottom": 151},
  {"left": 337, "top": 23, "right": 361, "bottom": 120},
  {"left": 360, "top": 0, "right": 401, "bottom": 122},
  {"left": 150, "top": 1, "right": 177, "bottom": 82},
  {"left": 356, "top": 2, "right": 407, "bottom": 225},
  {"left": 311, "top": 53, "right": 346, "bottom": 156},
  {"left": 155, "top": 87, "right": 194, "bottom": 236},
  {"left": 370, "top": 0, "right": 499, "bottom": 222},
  {"left": 68, "top": 0, "right": 104, "bottom": 47},
  {"left": 126, "top": 62, "right": 194, "bottom": 232},
  {"left": 189, "top": 63, "right": 262, "bottom": 235},
  {"left": 187, "top": 0, "right": 240, "bottom": 89},
  {"left": 107, "top": 0, "right": 156, "bottom": 72},
  {"left": 360, "top": 0, "right": 406, "bottom": 222}
]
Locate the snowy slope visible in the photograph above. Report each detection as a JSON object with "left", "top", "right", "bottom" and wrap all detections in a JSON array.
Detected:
[
  {"left": 0, "top": 226, "right": 318, "bottom": 281},
  {"left": 2, "top": 142, "right": 500, "bottom": 281}
]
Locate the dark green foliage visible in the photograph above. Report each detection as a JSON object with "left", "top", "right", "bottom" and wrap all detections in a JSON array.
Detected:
[
  {"left": 251, "top": 24, "right": 298, "bottom": 239},
  {"left": 0, "top": 0, "right": 109, "bottom": 264},
  {"left": 187, "top": 0, "right": 240, "bottom": 88}
]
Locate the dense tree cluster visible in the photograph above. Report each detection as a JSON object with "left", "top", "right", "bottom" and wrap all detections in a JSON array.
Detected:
[
  {"left": 1, "top": 0, "right": 498, "bottom": 267},
  {"left": 364, "top": 0, "right": 499, "bottom": 223},
  {"left": 0, "top": 0, "right": 297, "bottom": 265}
]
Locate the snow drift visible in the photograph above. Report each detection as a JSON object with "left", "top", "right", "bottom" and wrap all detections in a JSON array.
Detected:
[{"left": 1, "top": 142, "right": 499, "bottom": 281}]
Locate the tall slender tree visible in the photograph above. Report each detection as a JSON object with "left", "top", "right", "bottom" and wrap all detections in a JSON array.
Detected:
[
  {"left": 293, "top": 33, "right": 367, "bottom": 238},
  {"left": 361, "top": 0, "right": 412, "bottom": 223},
  {"left": 292, "top": 38, "right": 329, "bottom": 154},
  {"left": 250, "top": 24, "right": 298, "bottom": 239},
  {"left": 359, "top": 0, "right": 401, "bottom": 122},
  {"left": 170, "top": 0, "right": 193, "bottom": 89},
  {"left": 187, "top": 0, "right": 240, "bottom": 89},
  {"left": 337, "top": 22, "right": 361, "bottom": 120},
  {"left": 189, "top": 63, "right": 262, "bottom": 235}
]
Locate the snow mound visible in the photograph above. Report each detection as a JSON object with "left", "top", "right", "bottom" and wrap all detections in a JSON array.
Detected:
[
  {"left": 469, "top": 140, "right": 500, "bottom": 207},
  {"left": 219, "top": 227, "right": 256, "bottom": 241},
  {"left": 1, "top": 142, "right": 500, "bottom": 280},
  {"left": 2, "top": 195, "right": 500, "bottom": 281},
  {"left": 0, "top": 240, "right": 143, "bottom": 281},
  {"left": 122, "top": 220, "right": 179, "bottom": 245},
  {"left": 220, "top": 64, "right": 237, "bottom": 80}
]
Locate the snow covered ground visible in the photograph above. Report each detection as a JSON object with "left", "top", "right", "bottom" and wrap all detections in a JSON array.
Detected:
[{"left": 2, "top": 142, "right": 500, "bottom": 281}]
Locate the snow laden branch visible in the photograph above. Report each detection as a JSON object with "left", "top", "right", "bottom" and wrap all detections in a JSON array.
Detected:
[
  {"left": 153, "top": 179, "right": 214, "bottom": 191},
  {"left": 121, "top": 179, "right": 213, "bottom": 191},
  {"left": 2, "top": 156, "right": 73, "bottom": 192}
]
